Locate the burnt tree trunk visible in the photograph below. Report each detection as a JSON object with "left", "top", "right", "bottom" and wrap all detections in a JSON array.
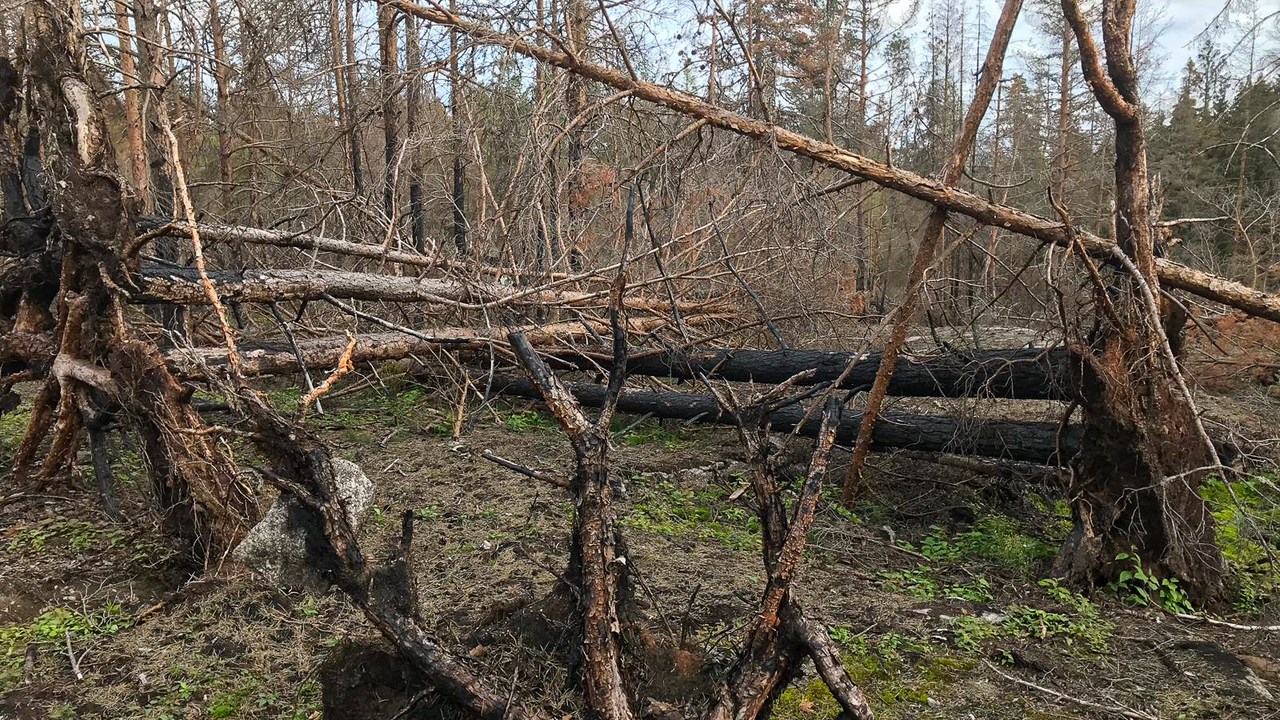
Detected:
[
  {"left": 12, "top": 0, "right": 253, "bottom": 557},
  {"left": 1056, "top": 0, "right": 1225, "bottom": 602},
  {"left": 562, "top": 346, "right": 1074, "bottom": 400}
]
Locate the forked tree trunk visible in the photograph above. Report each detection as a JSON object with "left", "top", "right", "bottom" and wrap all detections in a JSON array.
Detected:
[{"left": 1057, "top": 0, "right": 1225, "bottom": 602}]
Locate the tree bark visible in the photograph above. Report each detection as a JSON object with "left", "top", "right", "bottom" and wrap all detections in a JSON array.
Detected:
[
  {"left": 133, "top": 266, "right": 718, "bottom": 314},
  {"left": 562, "top": 346, "right": 1075, "bottom": 400},
  {"left": 1057, "top": 0, "right": 1226, "bottom": 602}
]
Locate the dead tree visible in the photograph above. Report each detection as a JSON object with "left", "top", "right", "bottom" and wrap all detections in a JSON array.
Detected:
[
  {"left": 1054, "top": 0, "right": 1227, "bottom": 601},
  {"left": 5, "top": 0, "right": 254, "bottom": 557},
  {"left": 841, "top": 0, "right": 1024, "bottom": 502},
  {"left": 228, "top": 385, "right": 528, "bottom": 720},
  {"left": 386, "top": 0, "right": 1280, "bottom": 323},
  {"left": 704, "top": 388, "right": 873, "bottom": 720}
]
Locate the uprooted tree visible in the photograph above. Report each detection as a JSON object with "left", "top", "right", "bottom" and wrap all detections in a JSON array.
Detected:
[{"left": 2, "top": 0, "right": 1279, "bottom": 717}]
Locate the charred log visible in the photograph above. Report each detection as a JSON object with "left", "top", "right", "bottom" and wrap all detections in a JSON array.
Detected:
[
  {"left": 489, "top": 375, "right": 1084, "bottom": 464},
  {"left": 560, "top": 346, "right": 1075, "bottom": 400}
]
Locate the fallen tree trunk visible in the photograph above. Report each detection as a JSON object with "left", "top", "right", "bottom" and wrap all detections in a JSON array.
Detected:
[
  {"left": 490, "top": 375, "right": 1083, "bottom": 464},
  {"left": 389, "top": 0, "right": 1280, "bottom": 324},
  {"left": 137, "top": 218, "right": 581, "bottom": 282},
  {"left": 164, "top": 316, "right": 710, "bottom": 378},
  {"left": 167, "top": 332, "right": 1073, "bottom": 399},
  {"left": 133, "top": 266, "right": 715, "bottom": 313},
  {"left": 559, "top": 346, "right": 1074, "bottom": 400}
]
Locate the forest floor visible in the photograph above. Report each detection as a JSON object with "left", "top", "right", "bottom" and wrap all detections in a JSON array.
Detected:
[{"left": 1, "top": 362, "right": 1279, "bottom": 720}]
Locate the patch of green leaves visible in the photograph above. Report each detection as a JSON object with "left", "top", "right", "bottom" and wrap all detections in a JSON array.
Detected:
[
  {"left": 1, "top": 604, "right": 132, "bottom": 689},
  {"left": 503, "top": 410, "right": 553, "bottom": 433},
  {"left": 1200, "top": 475, "right": 1280, "bottom": 611},
  {"left": 1108, "top": 553, "right": 1194, "bottom": 614},
  {"left": 880, "top": 569, "right": 938, "bottom": 600}
]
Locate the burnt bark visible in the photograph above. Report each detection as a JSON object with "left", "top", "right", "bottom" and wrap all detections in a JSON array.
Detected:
[
  {"left": 1056, "top": 0, "right": 1226, "bottom": 602},
  {"left": 490, "top": 375, "right": 1083, "bottom": 464},
  {"left": 509, "top": 325, "right": 635, "bottom": 720},
  {"left": 10, "top": 0, "right": 253, "bottom": 557},
  {"left": 564, "top": 346, "right": 1074, "bottom": 400}
]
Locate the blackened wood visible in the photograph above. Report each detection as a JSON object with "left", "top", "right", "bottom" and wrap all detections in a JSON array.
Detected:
[
  {"left": 562, "top": 346, "right": 1075, "bottom": 400},
  {"left": 490, "top": 375, "right": 1082, "bottom": 465}
]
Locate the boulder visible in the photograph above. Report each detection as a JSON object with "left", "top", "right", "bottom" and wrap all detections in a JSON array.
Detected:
[{"left": 234, "top": 458, "right": 373, "bottom": 593}]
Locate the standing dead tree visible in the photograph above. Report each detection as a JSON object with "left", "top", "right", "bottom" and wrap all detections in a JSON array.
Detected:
[{"left": 1052, "top": 0, "right": 1228, "bottom": 601}]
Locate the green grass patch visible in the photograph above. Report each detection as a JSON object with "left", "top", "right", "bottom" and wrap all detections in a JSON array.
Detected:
[
  {"left": 503, "top": 410, "right": 554, "bottom": 433},
  {"left": 774, "top": 631, "right": 975, "bottom": 719},
  {"left": 623, "top": 475, "right": 760, "bottom": 552},
  {"left": 615, "top": 418, "right": 697, "bottom": 450},
  {"left": 911, "top": 516, "right": 1056, "bottom": 573},
  {"left": 1, "top": 604, "right": 132, "bottom": 690}
]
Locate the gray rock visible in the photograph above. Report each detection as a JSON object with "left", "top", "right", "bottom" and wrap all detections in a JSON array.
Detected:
[{"left": 234, "top": 458, "right": 373, "bottom": 593}]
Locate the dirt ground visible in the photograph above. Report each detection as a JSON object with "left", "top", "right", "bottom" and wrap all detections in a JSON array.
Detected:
[{"left": 1, "top": 370, "right": 1279, "bottom": 720}]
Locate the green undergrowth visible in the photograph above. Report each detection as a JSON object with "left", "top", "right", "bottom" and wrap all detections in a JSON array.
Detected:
[
  {"left": 5, "top": 516, "right": 173, "bottom": 567},
  {"left": 0, "top": 400, "right": 32, "bottom": 463},
  {"left": 950, "top": 579, "right": 1111, "bottom": 655},
  {"left": 613, "top": 417, "right": 699, "bottom": 450},
  {"left": 623, "top": 474, "right": 761, "bottom": 552},
  {"left": 147, "top": 666, "right": 322, "bottom": 720},
  {"left": 1200, "top": 475, "right": 1280, "bottom": 611},
  {"left": 774, "top": 631, "right": 977, "bottom": 719},
  {"left": 1, "top": 604, "right": 132, "bottom": 691},
  {"left": 901, "top": 514, "right": 1058, "bottom": 575}
]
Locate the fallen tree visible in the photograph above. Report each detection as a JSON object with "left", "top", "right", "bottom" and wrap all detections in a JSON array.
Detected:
[
  {"left": 558, "top": 346, "right": 1074, "bottom": 400},
  {"left": 490, "top": 375, "right": 1083, "bottom": 464},
  {"left": 134, "top": 266, "right": 716, "bottom": 313},
  {"left": 171, "top": 333, "right": 1074, "bottom": 399}
]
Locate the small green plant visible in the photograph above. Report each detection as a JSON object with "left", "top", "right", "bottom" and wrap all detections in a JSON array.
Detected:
[
  {"left": 620, "top": 422, "right": 693, "bottom": 450},
  {"left": 1109, "top": 553, "right": 1194, "bottom": 614},
  {"left": 371, "top": 506, "right": 386, "bottom": 527},
  {"left": 880, "top": 569, "right": 938, "bottom": 600},
  {"left": 623, "top": 477, "right": 761, "bottom": 552},
  {"left": 828, "top": 626, "right": 856, "bottom": 648},
  {"left": 1038, "top": 578, "right": 1098, "bottom": 618},
  {"left": 1, "top": 603, "right": 130, "bottom": 690},
  {"left": 944, "top": 577, "right": 993, "bottom": 602},
  {"left": 418, "top": 504, "right": 440, "bottom": 521},
  {"left": 504, "top": 410, "right": 552, "bottom": 433},
  {"left": 920, "top": 526, "right": 960, "bottom": 562},
  {"left": 299, "top": 597, "right": 320, "bottom": 619}
]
